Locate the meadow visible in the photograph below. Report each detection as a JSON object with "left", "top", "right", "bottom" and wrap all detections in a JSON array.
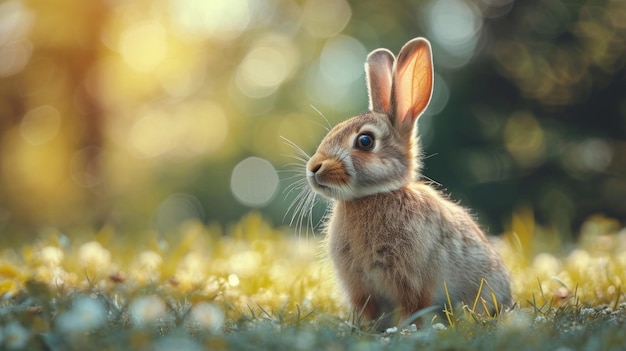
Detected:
[
  {"left": 1, "top": 1, "right": 625, "bottom": 350},
  {"left": 0, "top": 212, "right": 625, "bottom": 350}
]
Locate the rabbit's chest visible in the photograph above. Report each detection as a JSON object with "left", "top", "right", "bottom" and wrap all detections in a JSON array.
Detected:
[
  {"left": 328, "top": 223, "right": 406, "bottom": 304},
  {"left": 327, "top": 207, "right": 407, "bottom": 282},
  {"left": 330, "top": 226, "right": 395, "bottom": 267}
]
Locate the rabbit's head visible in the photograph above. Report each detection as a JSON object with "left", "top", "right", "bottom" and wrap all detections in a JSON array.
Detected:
[{"left": 307, "top": 38, "right": 434, "bottom": 200}]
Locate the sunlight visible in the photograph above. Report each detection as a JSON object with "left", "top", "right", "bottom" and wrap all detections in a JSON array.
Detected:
[
  {"left": 0, "top": 0, "right": 33, "bottom": 77},
  {"left": 235, "top": 34, "right": 299, "bottom": 98},
  {"left": 302, "top": 0, "right": 351, "bottom": 38},
  {"left": 119, "top": 21, "right": 168, "bottom": 73},
  {"left": 127, "top": 102, "right": 228, "bottom": 160},
  {"left": 171, "top": 0, "right": 252, "bottom": 40}
]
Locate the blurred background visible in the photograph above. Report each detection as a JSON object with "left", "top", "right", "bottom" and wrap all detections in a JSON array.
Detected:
[{"left": 0, "top": 0, "right": 624, "bottom": 241}]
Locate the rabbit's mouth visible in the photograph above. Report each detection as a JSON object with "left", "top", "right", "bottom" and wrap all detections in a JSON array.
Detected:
[
  {"left": 306, "top": 155, "right": 357, "bottom": 200},
  {"left": 307, "top": 174, "right": 331, "bottom": 193},
  {"left": 307, "top": 172, "right": 347, "bottom": 200},
  {"left": 308, "top": 174, "right": 360, "bottom": 201}
]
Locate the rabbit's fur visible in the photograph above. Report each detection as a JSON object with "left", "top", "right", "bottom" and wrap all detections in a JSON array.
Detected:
[{"left": 305, "top": 38, "right": 511, "bottom": 328}]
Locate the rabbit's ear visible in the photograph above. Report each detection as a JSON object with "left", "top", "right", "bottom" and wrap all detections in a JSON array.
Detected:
[
  {"left": 366, "top": 49, "right": 395, "bottom": 114},
  {"left": 391, "top": 38, "right": 433, "bottom": 132}
]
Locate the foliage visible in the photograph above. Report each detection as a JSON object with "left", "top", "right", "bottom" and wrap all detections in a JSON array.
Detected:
[
  {"left": 0, "top": 213, "right": 625, "bottom": 350},
  {"left": 0, "top": 0, "right": 625, "bottom": 236}
]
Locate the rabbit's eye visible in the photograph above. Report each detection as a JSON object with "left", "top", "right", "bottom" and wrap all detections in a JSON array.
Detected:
[{"left": 355, "top": 133, "right": 375, "bottom": 151}]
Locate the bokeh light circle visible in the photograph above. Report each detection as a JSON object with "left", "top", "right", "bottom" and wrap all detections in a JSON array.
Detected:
[
  {"left": 425, "top": 0, "right": 482, "bottom": 68},
  {"left": 20, "top": 105, "right": 61, "bottom": 145},
  {"left": 230, "top": 157, "right": 279, "bottom": 207}
]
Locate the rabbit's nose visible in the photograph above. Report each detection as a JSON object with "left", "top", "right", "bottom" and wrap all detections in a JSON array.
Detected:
[{"left": 309, "top": 162, "right": 322, "bottom": 174}]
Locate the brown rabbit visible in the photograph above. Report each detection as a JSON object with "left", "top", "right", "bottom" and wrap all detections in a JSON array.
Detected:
[{"left": 305, "top": 38, "right": 511, "bottom": 328}]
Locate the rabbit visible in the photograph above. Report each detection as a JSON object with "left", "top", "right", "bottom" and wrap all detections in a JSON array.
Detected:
[{"left": 305, "top": 37, "right": 512, "bottom": 329}]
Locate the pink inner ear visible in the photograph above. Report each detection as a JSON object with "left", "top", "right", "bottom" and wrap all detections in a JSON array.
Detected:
[
  {"left": 366, "top": 49, "right": 394, "bottom": 114},
  {"left": 393, "top": 39, "right": 434, "bottom": 127}
]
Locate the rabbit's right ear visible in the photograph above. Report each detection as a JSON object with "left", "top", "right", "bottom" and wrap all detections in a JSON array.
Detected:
[
  {"left": 366, "top": 49, "right": 395, "bottom": 114},
  {"left": 391, "top": 38, "right": 433, "bottom": 134}
]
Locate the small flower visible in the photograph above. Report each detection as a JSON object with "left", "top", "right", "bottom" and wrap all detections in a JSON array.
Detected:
[
  {"left": 56, "top": 296, "right": 106, "bottom": 334},
  {"left": 187, "top": 303, "right": 225, "bottom": 332},
  {"left": 78, "top": 241, "right": 111, "bottom": 274},
  {"left": 532, "top": 253, "right": 561, "bottom": 276},
  {"left": 175, "top": 252, "right": 206, "bottom": 291},
  {"left": 39, "top": 246, "right": 64, "bottom": 266},
  {"left": 228, "top": 251, "right": 262, "bottom": 276},
  {"left": 129, "top": 295, "right": 167, "bottom": 327},
  {"left": 385, "top": 326, "right": 398, "bottom": 334},
  {"left": 227, "top": 274, "right": 240, "bottom": 287},
  {"left": 4, "top": 322, "right": 29, "bottom": 349},
  {"left": 130, "top": 251, "right": 163, "bottom": 284},
  {"left": 432, "top": 323, "right": 447, "bottom": 331},
  {"left": 138, "top": 251, "right": 162, "bottom": 269}
]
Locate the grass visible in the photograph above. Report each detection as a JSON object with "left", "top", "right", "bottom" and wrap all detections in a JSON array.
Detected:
[{"left": 0, "top": 212, "right": 625, "bottom": 350}]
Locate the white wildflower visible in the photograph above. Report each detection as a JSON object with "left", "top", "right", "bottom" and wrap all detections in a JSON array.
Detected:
[
  {"left": 175, "top": 252, "right": 206, "bottom": 289},
  {"left": 137, "top": 251, "right": 162, "bottom": 270},
  {"left": 4, "top": 322, "right": 29, "bottom": 349},
  {"left": 188, "top": 303, "right": 225, "bottom": 332},
  {"left": 78, "top": 241, "right": 111, "bottom": 273},
  {"left": 57, "top": 296, "right": 106, "bottom": 333},
  {"left": 432, "top": 323, "right": 447, "bottom": 331},
  {"left": 532, "top": 253, "right": 561, "bottom": 276},
  {"left": 227, "top": 273, "right": 240, "bottom": 287},
  {"left": 385, "top": 326, "right": 398, "bottom": 334},
  {"left": 228, "top": 251, "right": 262, "bottom": 276},
  {"left": 130, "top": 251, "right": 163, "bottom": 283},
  {"left": 129, "top": 295, "right": 167, "bottom": 327},
  {"left": 34, "top": 266, "right": 74, "bottom": 287},
  {"left": 40, "top": 246, "right": 64, "bottom": 266}
]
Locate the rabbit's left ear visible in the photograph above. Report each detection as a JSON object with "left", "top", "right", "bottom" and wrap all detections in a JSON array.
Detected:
[
  {"left": 366, "top": 49, "right": 395, "bottom": 114},
  {"left": 391, "top": 38, "right": 434, "bottom": 132}
]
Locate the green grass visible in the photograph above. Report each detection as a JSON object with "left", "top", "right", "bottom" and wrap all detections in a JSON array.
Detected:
[{"left": 0, "top": 212, "right": 625, "bottom": 350}]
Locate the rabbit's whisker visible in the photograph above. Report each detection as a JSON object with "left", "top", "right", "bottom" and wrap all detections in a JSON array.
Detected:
[
  {"left": 310, "top": 105, "right": 332, "bottom": 132},
  {"left": 280, "top": 138, "right": 326, "bottom": 237}
]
